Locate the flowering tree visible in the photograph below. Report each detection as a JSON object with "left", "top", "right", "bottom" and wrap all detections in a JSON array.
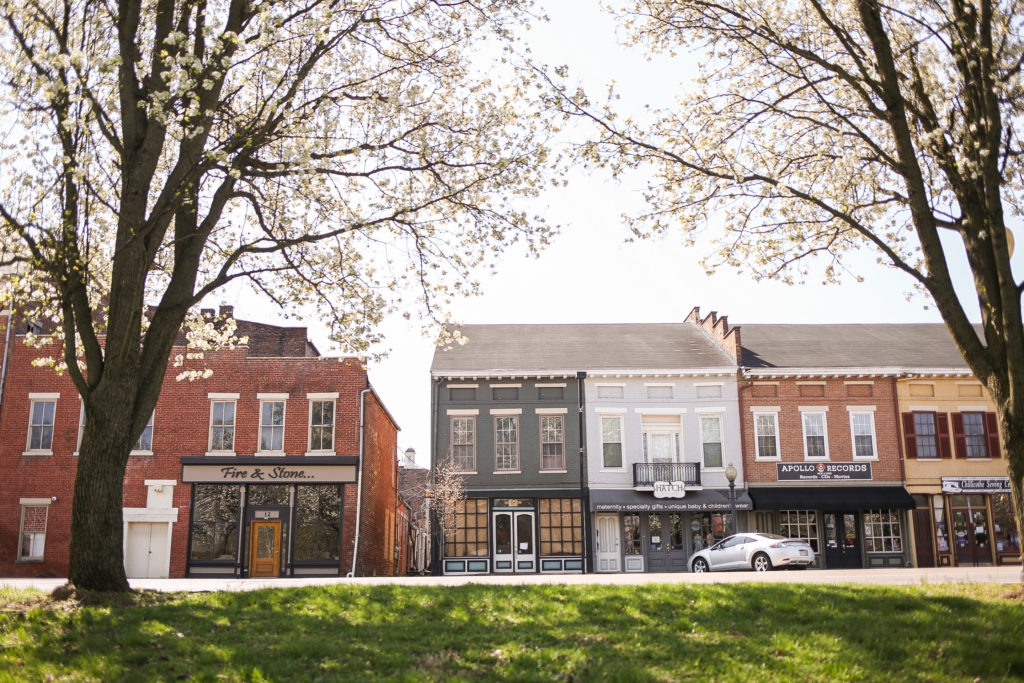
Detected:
[
  {"left": 429, "top": 451, "right": 466, "bottom": 561},
  {"left": 552, "top": 0, "right": 1024, "bottom": 562},
  {"left": 0, "top": 0, "right": 555, "bottom": 591}
]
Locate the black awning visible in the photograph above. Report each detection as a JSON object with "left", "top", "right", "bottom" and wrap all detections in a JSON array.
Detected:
[
  {"left": 588, "top": 488, "right": 752, "bottom": 512},
  {"left": 748, "top": 486, "right": 915, "bottom": 511}
]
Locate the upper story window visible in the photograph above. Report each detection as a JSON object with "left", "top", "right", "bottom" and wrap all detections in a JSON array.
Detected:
[
  {"left": 491, "top": 386, "right": 519, "bottom": 401},
  {"left": 913, "top": 412, "right": 938, "bottom": 458},
  {"left": 962, "top": 412, "right": 987, "bottom": 457},
  {"left": 601, "top": 416, "right": 624, "bottom": 469},
  {"left": 699, "top": 415, "right": 723, "bottom": 468},
  {"left": 26, "top": 395, "right": 58, "bottom": 454},
  {"left": 132, "top": 413, "right": 155, "bottom": 454},
  {"left": 259, "top": 399, "right": 286, "bottom": 453},
  {"left": 450, "top": 387, "right": 476, "bottom": 401},
  {"left": 540, "top": 415, "right": 565, "bottom": 471},
  {"left": 208, "top": 396, "right": 238, "bottom": 454},
  {"left": 494, "top": 415, "right": 520, "bottom": 471},
  {"left": 450, "top": 416, "right": 476, "bottom": 472},
  {"left": 646, "top": 385, "right": 673, "bottom": 400},
  {"left": 642, "top": 417, "right": 680, "bottom": 463},
  {"left": 849, "top": 411, "right": 876, "bottom": 458},
  {"left": 952, "top": 411, "right": 1001, "bottom": 459},
  {"left": 308, "top": 397, "right": 336, "bottom": 454},
  {"left": 801, "top": 411, "right": 829, "bottom": 459},
  {"left": 597, "top": 385, "right": 624, "bottom": 399},
  {"left": 753, "top": 411, "right": 780, "bottom": 460}
]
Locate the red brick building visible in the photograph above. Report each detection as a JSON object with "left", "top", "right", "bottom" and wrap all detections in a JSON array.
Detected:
[{"left": 0, "top": 306, "right": 402, "bottom": 579}]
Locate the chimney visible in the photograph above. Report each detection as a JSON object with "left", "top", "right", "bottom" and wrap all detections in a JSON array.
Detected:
[
  {"left": 686, "top": 306, "right": 742, "bottom": 364},
  {"left": 200, "top": 308, "right": 215, "bottom": 319},
  {"left": 219, "top": 305, "right": 234, "bottom": 319}
]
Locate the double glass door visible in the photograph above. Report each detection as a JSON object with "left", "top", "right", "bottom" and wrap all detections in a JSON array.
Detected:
[
  {"left": 823, "top": 512, "right": 861, "bottom": 568},
  {"left": 646, "top": 513, "right": 687, "bottom": 572},
  {"left": 493, "top": 511, "right": 535, "bottom": 573},
  {"left": 951, "top": 495, "right": 992, "bottom": 565}
]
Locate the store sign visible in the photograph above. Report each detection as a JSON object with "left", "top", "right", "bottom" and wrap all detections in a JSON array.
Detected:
[
  {"left": 182, "top": 463, "right": 356, "bottom": 484},
  {"left": 594, "top": 500, "right": 752, "bottom": 512},
  {"left": 776, "top": 462, "right": 872, "bottom": 481},
  {"left": 653, "top": 481, "right": 687, "bottom": 498},
  {"left": 941, "top": 476, "right": 1011, "bottom": 494}
]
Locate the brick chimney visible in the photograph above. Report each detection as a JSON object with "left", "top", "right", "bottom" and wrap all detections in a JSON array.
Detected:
[
  {"left": 686, "top": 306, "right": 742, "bottom": 364},
  {"left": 219, "top": 305, "right": 234, "bottom": 319}
]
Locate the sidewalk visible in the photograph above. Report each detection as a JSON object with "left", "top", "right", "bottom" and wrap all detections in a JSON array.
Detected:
[{"left": 2, "top": 565, "right": 1019, "bottom": 593}]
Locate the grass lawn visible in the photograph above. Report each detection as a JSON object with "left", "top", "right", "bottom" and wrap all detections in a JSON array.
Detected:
[{"left": 2, "top": 582, "right": 1023, "bottom": 681}]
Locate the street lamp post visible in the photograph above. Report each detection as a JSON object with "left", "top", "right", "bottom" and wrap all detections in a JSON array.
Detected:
[{"left": 725, "top": 462, "right": 738, "bottom": 536}]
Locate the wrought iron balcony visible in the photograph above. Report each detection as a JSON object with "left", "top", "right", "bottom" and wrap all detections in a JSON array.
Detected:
[{"left": 633, "top": 462, "right": 701, "bottom": 489}]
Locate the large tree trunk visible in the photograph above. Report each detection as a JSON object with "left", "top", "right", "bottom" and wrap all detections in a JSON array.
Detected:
[
  {"left": 68, "top": 392, "right": 137, "bottom": 592},
  {"left": 995, "top": 401, "right": 1024, "bottom": 580}
]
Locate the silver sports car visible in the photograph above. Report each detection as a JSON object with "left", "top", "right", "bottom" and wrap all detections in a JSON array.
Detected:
[{"left": 690, "top": 533, "right": 815, "bottom": 572}]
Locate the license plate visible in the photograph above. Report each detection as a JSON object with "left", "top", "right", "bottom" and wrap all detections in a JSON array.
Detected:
[{"left": 799, "top": 549, "right": 808, "bottom": 556}]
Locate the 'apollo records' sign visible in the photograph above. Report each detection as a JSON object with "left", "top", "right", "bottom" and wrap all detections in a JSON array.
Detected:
[
  {"left": 776, "top": 462, "right": 873, "bottom": 481},
  {"left": 653, "top": 481, "right": 687, "bottom": 498}
]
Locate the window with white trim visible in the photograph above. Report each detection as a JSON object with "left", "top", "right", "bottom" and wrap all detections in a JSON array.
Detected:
[
  {"left": 913, "top": 412, "right": 938, "bottom": 458},
  {"left": 849, "top": 412, "right": 876, "bottom": 458},
  {"left": 259, "top": 400, "right": 286, "bottom": 452},
  {"left": 308, "top": 400, "right": 335, "bottom": 452},
  {"left": 863, "top": 510, "right": 902, "bottom": 552},
  {"left": 540, "top": 415, "right": 565, "bottom": 470},
  {"left": 754, "top": 413, "right": 780, "bottom": 459},
  {"left": 962, "top": 412, "right": 988, "bottom": 458},
  {"left": 642, "top": 417, "right": 680, "bottom": 463},
  {"left": 700, "top": 415, "right": 723, "bottom": 468},
  {"left": 450, "top": 416, "right": 476, "bottom": 471},
  {"left": 209, "top": 400, "right": 236, "bottom": 453},
  {"left": 801, "top": 412, "right": 828, "bottom": 459},
  {"left": 494, "top": 416, "right": 519, "bottom": 471},
  {"left": 779, "top": 510, "right": 818, "bottom": 552},
  {"left": 18, "top": 505, "right": 48, "bottom": 561},
  {"left": 26, "top": 399, "right": 57, "bottom": 453},
  {"left": 133, "top": 413, "right": 155, "bottom": 453},
  {"left": 601, "top": 416, "right": 623, "bottom": 469}
]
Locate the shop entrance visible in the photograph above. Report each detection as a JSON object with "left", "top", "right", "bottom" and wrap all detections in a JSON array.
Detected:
[
  {"left": 493, "top": 510, "right": 536, "bottom": 573},
  {"left": 646, "top": 513, "right": 687, "bottom": 572},
  {"left": 249, "top": 520, "right": 282, "bottom": 577},
  {"left": 951, "top": 495, "right": 992, "bottom": 566},
  {"left": 823, "top": 512, "right": 861, "bottom": 568},
  {"left": 595, "top": 514, "right": 621, "bottom": 572}
]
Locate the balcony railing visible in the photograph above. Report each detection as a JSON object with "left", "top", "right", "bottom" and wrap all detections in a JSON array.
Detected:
[{"left": 633, "top": 462, "right": 701, "bottom": 489}]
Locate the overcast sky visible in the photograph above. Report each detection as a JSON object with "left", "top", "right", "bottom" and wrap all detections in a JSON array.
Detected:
[{"left": 226, "top": 1, "right": 1022, "bottom": 467}]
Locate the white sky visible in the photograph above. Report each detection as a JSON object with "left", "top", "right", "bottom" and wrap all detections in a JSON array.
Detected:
[{"left": 227, "top": 1, "right": 1022, "bottom": 467}]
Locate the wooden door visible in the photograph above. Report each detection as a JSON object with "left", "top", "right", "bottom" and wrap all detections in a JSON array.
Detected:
[
  {"left": 249, "top": 520, "right": 282, "bottom": 577},
  {"left": 912, "top": 509, "right": 935, "bottom": 567},
  {"left": 125, "top": 522, "right": 170, "bottom": 579},
  {"left": 595, "top": 514, "right": 621, "bottom": 572}
]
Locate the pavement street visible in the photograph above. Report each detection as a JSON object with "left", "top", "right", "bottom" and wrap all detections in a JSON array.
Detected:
[{"left": 2, "top": 565, "right": 1020, "bottom": 593}]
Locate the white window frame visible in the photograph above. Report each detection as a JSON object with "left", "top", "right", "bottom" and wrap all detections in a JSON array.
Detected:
[
  {"left": 207, "top": 393, "right": 239, "bottom": 456},
  {"left": 642, "top": 417, "right": 681, "bottom": 464},
  {"left": 752, "top": 408, "right": 781, "bottom": 461},
  {"left": 800, "top": 408, "right": 830, "bottom": 460},
  {"left": 131, "top": 412, "right": 155, "bottom": 455},
  {"left": 450, "top": 415, "right": 477, "bottom": 473},
  {"left": 257, "top": 394, "right": 288, "bottom": 454},
  {"left": 25, "top": 393, "right": 59, "bottom": 456},
  {"left": 74, "top": 401, "right": 85, "bottom": 456},
  {"left": 539, "top": 414, "right": 566, "bottom": 472},
  {"left": 848, "top": 407, "right": 878, "bottom": 460},
  {"left": 305, "top": 392, "right": 338, "bottom": 455},
  {"left": 17, "top": 499, "right": 51, "bottom": 562},
  {"left": 494, "top": 414, "right": 520, "bottom": 473},
  {"left": 697, "top": 412, "right": 725, "bottom": 470},
  {"left": 599, "top": 413, "right": 626, "bottom": 471}
]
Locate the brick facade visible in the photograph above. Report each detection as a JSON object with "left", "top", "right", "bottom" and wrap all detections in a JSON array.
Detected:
[{"left": 0, "top": 309, "right": 401, "bottom": 578}]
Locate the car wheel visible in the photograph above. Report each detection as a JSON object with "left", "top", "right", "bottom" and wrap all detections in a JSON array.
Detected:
[
  {"left": 752, "top": 553, "right": 773, "bottom": 572},
  {"left": 692, "top": 557, "right": 710, "bottom": 573}
]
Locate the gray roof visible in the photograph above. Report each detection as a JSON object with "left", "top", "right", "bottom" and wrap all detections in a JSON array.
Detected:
[
  {"left": 739, "top": 323, "right": 973, "bottom": 370},
  {"left": 430, "top": 323, "right": 736, "bottom": 375}
]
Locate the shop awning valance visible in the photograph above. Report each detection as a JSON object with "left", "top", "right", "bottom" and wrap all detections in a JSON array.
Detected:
[
  {"left": 589, "top": 488, "right": 752, "bottom": 513},
  {"left": 748, "top": 486, "right": 915, "bottom": 511}
]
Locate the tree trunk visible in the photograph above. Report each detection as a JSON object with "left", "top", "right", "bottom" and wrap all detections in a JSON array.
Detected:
[
  {"left": 68, "top": 394, "right": 137, "bottom": 592},
  {"left": 995, "top": 402, "right": 1024, "bottom": 581}
]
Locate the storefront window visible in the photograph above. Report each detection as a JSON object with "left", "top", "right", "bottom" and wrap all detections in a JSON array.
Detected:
[
  {"left": 294, "top": 485, "right": 341, "bottom": 561},
  {"left": 248, "top": 485, "right": 290, "bottom": 506},
  {"left": 863, "top": 509, "right": 902, "bottom": 552},
  {"left": 992, "top": 494, "right": 1020, "bottom": 554},
  {"left": 538, "top": 498, "right": 582, "bottom": 555},
  {"left": 779, "top": 509, "right": 819, "bottom": 552},
  {"left": 445, "top": 499, "right": 488, "bottom": 557},
  {"left": 191, "top": 485, "right": 241, "bottom": 560},
  {"left": 692, "top": 512, "right": 731, "bottom": 552},
  {"left": 623, "top": 515, "right": 641, "bottom": 555},
  {"left": 933, "top": 497, "right": 949, "bottom": 553}
]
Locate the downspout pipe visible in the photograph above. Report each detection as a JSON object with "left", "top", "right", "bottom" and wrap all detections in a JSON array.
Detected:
[
  {"left": 0, "top": 311, "right": 12, "bottom": 415},
  {"left": 577, "top": 371, "right": 590, "bottom": 573},
  {"left": 347, "top": 386, "right": 373, "bottom": 577},
  {"left": 429, "top": 377, "right": 441, "bottom": 575}
]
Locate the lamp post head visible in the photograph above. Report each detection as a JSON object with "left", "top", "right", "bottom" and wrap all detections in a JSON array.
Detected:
[{"left": 725, "top": 462, "right": 738, "bottom": 483}]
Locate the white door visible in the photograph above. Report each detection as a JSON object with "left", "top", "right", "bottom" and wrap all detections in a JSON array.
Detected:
[
  {"left": 595, "top": 514, "right": 621, "bottom": 572},
  {"left": 125, "top": 522, "right": 170, "bottom": 578},
  {"left": 493, "top": 511, "right": 536, "bottom": 573}
]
